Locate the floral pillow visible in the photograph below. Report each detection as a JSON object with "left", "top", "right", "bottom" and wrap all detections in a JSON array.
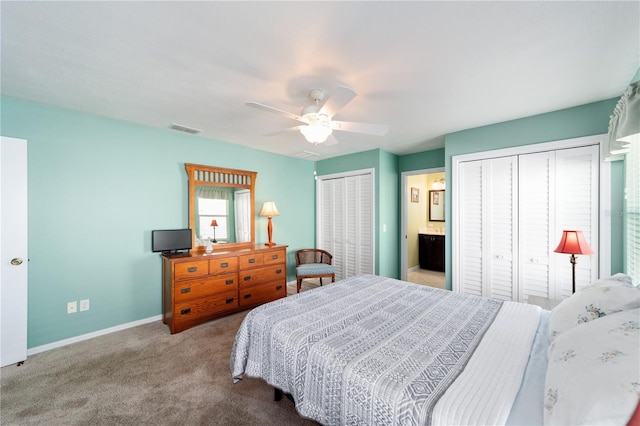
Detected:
[
  {"left": 549, "top": 280, "right": 640, "bottom": 341},
  {"left": 544, "top": 308, "right": 640, "bottom": 425}
]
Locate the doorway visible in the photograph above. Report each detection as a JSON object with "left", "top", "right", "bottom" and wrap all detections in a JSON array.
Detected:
[{"left": 401, "top": 168, "right": 445, "bottom": 289}]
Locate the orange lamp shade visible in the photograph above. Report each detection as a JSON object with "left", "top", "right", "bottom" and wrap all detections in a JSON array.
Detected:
[
  {"left": 553, "top": 230, "right": 594, "bottom": 255},
  {"left": 210, "top": 219, "right": 218, "bottom": 227}
]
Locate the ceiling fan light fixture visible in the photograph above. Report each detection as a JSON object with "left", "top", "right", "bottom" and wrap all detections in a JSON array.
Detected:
[{"left": 300, "top": 123, "right": 333, "bottom": 144}]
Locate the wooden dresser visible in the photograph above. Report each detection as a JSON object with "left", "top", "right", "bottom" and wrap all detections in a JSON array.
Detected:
[{"left": 162, "top": 244, "right": 287, "bottom": 333}]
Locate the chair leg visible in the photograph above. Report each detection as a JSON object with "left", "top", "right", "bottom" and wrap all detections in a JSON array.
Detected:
[
  {"left": 297, "top": 279, "right": 302, "bottom": 293},
  {"left": 331, "top": 274, "right": 335, "bottom": 283},
  {"left": 319, "top": 277, "right": 323, "bottom": 286}
]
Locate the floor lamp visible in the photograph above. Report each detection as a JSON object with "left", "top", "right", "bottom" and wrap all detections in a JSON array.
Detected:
[
  {"left": 259, "top": 201, "right": 280, "bottom": 247},
  {"left": 554, "top": 230, "right": 594, "bottom": 294}
]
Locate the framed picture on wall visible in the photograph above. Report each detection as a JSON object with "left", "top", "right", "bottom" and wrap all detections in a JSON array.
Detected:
[{"left": 411, "top": 187, "right": 419, "bottom": 203}]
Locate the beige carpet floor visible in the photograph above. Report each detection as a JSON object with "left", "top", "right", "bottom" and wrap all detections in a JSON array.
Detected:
[{"left": 0, "top": 311, "right": 316, "bottom": 426}]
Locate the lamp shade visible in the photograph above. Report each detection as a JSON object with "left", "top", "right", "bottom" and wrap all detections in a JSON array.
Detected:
[
  {"left": 554, "top": 230, "right": 594, "bottom": 255},
  {"left": 300, "top": 123, "right": 332, "bottom": 144},
  {"left": 210, "top": 219, "right": 218, "bottom": 227},
  {"left": 259, "top": 201, "right": 280, "bottom": 217}
]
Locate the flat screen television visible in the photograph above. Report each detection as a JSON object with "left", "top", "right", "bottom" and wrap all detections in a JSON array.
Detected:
[{"left": 152, "top": 229, "right": 192, "bottom": 253}]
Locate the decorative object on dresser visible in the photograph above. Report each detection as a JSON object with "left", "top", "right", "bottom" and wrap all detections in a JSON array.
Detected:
[
  {"left": 295, "top": 249, "right": 336, "bottom": 293},
  {"left": 162, "top": 245, "right": 288, "bottom": 334},
  {"left": 553, "top": 230, "right": 595, "bottom": 293},
  {"left": 259, "top": 201, "right": 280, "bottom": 247}
]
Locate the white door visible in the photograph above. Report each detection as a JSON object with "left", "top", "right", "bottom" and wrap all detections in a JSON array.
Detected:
[
  {"left": 1, "top": 136, "right": 28, "bottom": 367},
  {"left": 457, "top": 157, "right": 517, "bottom": 300},
  {"left": 317, "top": 170, "right": 374, "bottom": 281}
]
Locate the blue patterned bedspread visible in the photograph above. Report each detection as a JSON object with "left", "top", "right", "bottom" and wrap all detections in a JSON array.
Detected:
[{"left": 230, "top": 274, "right": 504, "bottom": 425}]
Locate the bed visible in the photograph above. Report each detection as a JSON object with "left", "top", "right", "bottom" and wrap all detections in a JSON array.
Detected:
[{"left": 230, "top": 274, "right": 640, "bottom": 425}]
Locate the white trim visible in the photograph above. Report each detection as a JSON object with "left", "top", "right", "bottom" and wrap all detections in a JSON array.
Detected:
[
  {"left": 452, "top": 134, "right": 611, "bottom": 294},
  {"left": 400, "top": 167, "right": 445, "bottom": 281},
  {"left": 27, "top": 314, "right": 163, "bottom": 356}
]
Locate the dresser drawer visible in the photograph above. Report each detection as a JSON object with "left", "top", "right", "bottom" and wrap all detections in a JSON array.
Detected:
[
  {"left": 263, "top": 249, "right": 286, "bottom": 265},
  {"left": 174, "top": 273, "right": 238, "bottom": 303},
  {"left": 174, "top": 291, "right": 238, "bottom": 322},
  {"left": 239, "top": 264, "right": 286, "bottom": 288},
  {"left": 209, "top": 256, "right": 238, "bottom": 274},
  {"left": 239, "top": 281, "right": 286, "bottom": 307},
  {"left": 239, "top": 253, "right": 264, "bottom": 269},
  {"left": 174, "top": 260, "right": 209, "bottom": 281}
]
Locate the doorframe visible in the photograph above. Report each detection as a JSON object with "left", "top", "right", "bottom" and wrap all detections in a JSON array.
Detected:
[{"left": 400, "top": 167, "right": 444, "bottom": 281}]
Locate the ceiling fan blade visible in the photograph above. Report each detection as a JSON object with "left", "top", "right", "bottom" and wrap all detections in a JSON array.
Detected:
[
  {"left": 245, "top": 101, "right": 306, "bottom": 123},
  {"left": 318, "top": 86, "right": 357, "bottom": 118},
  {"left": 264, "top": 126, "right": 302, "bottom": 137},
  {"left": 331, "top": 120, "right": 389, "bottom": 136},
  {"left": 324, "top": 134, "right": 339, "bottom": 146}
]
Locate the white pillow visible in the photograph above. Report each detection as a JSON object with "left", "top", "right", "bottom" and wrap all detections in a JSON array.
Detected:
[
  {"left": 584, "top": 273, "right": 634, "bottom": 288},
  {"left": 544, "top": 308, "right": 640, "bottom": 425},
  {"left": 549, "top": 283, "right": 640, "bottom": 341}
]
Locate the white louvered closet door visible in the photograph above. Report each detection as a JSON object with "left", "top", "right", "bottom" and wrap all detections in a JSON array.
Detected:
[
  {"left": 519, "top": 151, "right": 556, "bottom": 300},
  {"left": 318, "top": 172, "right": 373, "bottom": 281},
  {"left": 486, "top": 156, "right": 519, "bottom": 301},
  {"left": 458, "top": 160, "right": 484, "bottom": 296},
  {"left": 458, "top": 157, "right": 517, "bottom": 300},
  {"left": 553, "top": 145, "right": 599, "bottom": 294}
]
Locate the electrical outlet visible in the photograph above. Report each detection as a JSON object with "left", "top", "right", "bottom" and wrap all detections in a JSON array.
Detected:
[
  {"left": 80, "top": 299, "right": 90, "bottom": 312},
  {"left": 67, "top": 301, "right": 77, "bottom": 314}
]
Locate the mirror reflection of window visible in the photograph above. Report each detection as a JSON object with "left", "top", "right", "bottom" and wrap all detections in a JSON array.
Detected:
[{"left": 198, "top": 198, "right": 229, "bottom": 241}]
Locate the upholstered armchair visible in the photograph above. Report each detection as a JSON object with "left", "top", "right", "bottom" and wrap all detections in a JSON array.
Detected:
[{"left": 295, "top": 249, "right": 336, "bottom": 293}]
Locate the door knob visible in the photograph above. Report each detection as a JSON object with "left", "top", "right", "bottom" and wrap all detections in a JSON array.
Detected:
[{"left": 11, "top": 258, "right": 23, "bottom": 266}]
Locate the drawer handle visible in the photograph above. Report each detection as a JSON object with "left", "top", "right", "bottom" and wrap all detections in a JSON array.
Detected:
[
  {"left": 181, "top": 308, "right": 191, "bottom": 315},
  {"left": 187, "top": 267, "right": 198, "bottom": 273},
  {"left": 276, "top": 269, "right": 282, "bottom": 274},
  {"left": 248, "top": 258, "right": 256, "bottom": 263},
  {"left": 221, "top": 262, "right": 229, "bottom": 268},
  {"left": 272, "top": 255, "right": 278, "bottom": 260},
  {"left": 180, "top": 287, "right": 191, "bottom": 294},
  {"left": 225, "top": 279, "right": 234, "bottom": 285},
  {"left": 276, "top": 285, "right": 283, "bottom": 290},
  {"left": 244, "top": 276, "right": 251, "bottom": 281},
  {"left": 226, "top": 298, "right": 234, "bottom": 304},
  {"left": 244, "top": 294, "right": 252, "bottom": 299}
]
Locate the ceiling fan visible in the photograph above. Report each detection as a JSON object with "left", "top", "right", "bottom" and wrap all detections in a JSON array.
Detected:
[{"left": 246, "top": 86, "right": 389, "bottom": 145}]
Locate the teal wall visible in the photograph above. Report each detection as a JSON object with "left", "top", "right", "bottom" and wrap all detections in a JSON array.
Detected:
[
  {"left": 316, "top": 149, "right": 400, "bottom": 278},
  {"left": 443, "top": 98, "right": 623, "bottom": 290},
  {"left": 399, "top": 148, "right": 445, "bottom": 172},
  {"left": 1, "top": 96, "right": 316, "bottom": 348}
]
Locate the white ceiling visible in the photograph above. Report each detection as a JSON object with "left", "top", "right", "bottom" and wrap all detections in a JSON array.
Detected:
[{"left": 2, "top": 1, "right": 639, "bottom": 160}]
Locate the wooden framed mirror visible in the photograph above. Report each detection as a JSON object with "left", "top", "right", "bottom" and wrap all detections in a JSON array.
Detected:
[
  {"left": 186, "top": 163, "right": 257, "bottom": 252},
  {"left": 429, "top": 190, "right": 445, "bottom": 222}
]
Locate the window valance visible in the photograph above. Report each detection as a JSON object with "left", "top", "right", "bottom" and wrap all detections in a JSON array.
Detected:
[{"left": 606, "top": 80, "right": 639, "bottom": 161}]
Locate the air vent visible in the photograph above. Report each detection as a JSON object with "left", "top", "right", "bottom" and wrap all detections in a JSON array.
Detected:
[
  {"left": 170, "top": 123, "right": 201, "bottom": 134},
  {"left": 295, "top": 150, "right": 320, "bottom": 158}
]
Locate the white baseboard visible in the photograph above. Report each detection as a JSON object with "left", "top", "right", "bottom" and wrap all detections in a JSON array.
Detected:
[
  {"left": 27, "top": 314, "right": 163, "bottom": 356},
  {"left": 408, "top": 265, "right": 420, "bottom": 272}
]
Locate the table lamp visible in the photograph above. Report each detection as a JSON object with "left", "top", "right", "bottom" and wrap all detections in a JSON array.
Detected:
[{"left": 259, "top": 201, "right": 279, "bottom": 247}]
